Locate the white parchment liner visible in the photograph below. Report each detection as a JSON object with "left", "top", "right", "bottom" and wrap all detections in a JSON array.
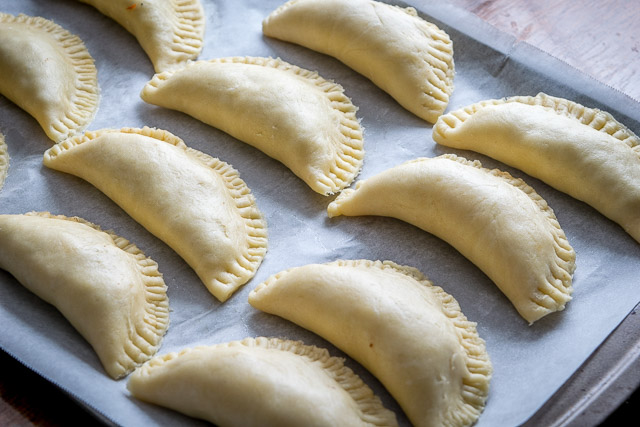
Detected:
[{"left": 0, "top": 1, "right": 639, "bottom": 426}]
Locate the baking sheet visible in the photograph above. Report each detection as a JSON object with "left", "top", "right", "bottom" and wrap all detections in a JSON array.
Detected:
[{"left": 1, "top": 1, "right": 639, "bottom": 426}]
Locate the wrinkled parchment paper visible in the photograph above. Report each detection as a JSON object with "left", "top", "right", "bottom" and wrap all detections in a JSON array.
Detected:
[{"left": 1, "top": 1, "right": 639, "bottom": 426}]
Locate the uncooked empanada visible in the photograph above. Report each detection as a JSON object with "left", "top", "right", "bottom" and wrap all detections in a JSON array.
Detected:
[
  {"left": 327, "top": 155, "right": 576, "bottom": 324},
  {"left": 78, "top": 0, "right": 205, "bottom": 72},
  {"left": 43, "top": 127, "right": 268, "bottom": 302},
  {"left": 263, "top": 0, "right": 454, "bottom": 123},
  {"left": 0, "top": 132, "right": 8, "bottom": 191},
  {"left": 249, "top": 260, "right": 492, "bottom": 427},
  {"left": 141, "top": 56, "right": 364, "bottom": 195},
  {"left": 433, "top": 93, "right": 640, "bottom": 243},
  {"left": 128, "top": 337, "right": 398, "bottom": 426},
  {"left": 0, "top": 13, "right": 99, "bottom": 142},
  {"left": 0, "top": 212, "right": 169, "bottom": 379}
]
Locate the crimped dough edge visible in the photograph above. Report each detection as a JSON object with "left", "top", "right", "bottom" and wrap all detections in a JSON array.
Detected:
[
  {"left": 143, "top": 56, "right": 365, "bottom": 195},
  {"left": 44, "top": 127, "right": 268, "bottom": 301},
  {"left": 158, "top": 0, "right": 205, "bottom": 71},
  {"left": 0, "top": 133, "right": 8, "bottom": 191},
  {"left": 252, "top": 259, "right": 493, "bottom": 426},
  {"left": 0, "top": 13, "right": 99, "bottom": 143},
  {"left": 183, "top": 145, "right": 269, "bottom": 298},
  {"left": 434, "top": 92, "right": 640, "bottom": 151},
  {"left": 435, "top": 154, "right": 576, "bottom": 320},
  {"left": 328, "top": 155, "right": 576, "bottom": 323},
  {"left": 394, "top": 4, "right": 456, "bottom": 115},
  {"left": 23, "top": 211, "right": 169, "bottom": 379},
  {"left": 130, "top": 336, "right": 398, "bottom": 426},
  {"left": 80, "top": 0, "right": 205, "bottom": 72},
  {"left": 262, "top": 0, "right": 455, "bottom": 123}
]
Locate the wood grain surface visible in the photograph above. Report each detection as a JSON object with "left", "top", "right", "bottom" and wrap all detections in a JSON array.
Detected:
[
  {"left": 448, "top": 0, "right": 640, "bottom": 100},
  {"left": 1, "top": 0, "right": 639, "bottom": 425}
]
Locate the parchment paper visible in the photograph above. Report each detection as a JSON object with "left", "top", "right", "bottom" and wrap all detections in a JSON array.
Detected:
[{"left": 1, "top": 1, "right": 639, "bottom": 426}]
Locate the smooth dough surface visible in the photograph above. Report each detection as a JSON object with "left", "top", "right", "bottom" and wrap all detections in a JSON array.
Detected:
[
  {"left": 0, "top": 13, "right": 99, "bottom": 142},
  {"left": 433, "top": 92, "right": 640, "bottom": 243},
  {"left": 128, "top": 337, "right": 398, "bottom": 426},
  {"left": 0, "top": 132, "right": 8, "bottom": 191},
  {"left": 249, "top": 260, "right": 492, "bottom": 427},
  {"left": 78, "top": 0, "right": 205, "bottom": 72},
  {"left": 141, "top": 56, "right": 364, "bottom": 195},
  {"left": 263, "top": 0, "right": 454, "bottom": 123},
  {"left": 0, "top": 212, "right": 169, "bottom": 379},
  {"left": 327, "top": 155, "right": 576, "bottom": 324},
  {"left": 43, "top": 127, "right": 268, "bottom": 302}
]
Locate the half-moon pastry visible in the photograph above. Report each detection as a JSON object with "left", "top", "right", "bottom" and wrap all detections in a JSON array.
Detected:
[
  {"left": 0, "top": 212, "right": 169, "bottom": 379},
  {"left": 0, "top": 13, "right": 99, "bottom": 142},
  {"left": 262, "top": 0, "right": 454, "bottom": 123},
  {"left": 327, "top": 155, "right": 576, "bottom": 324},
  {"left": 249, "top": 260, "right": 492, "bottom": 427},
  {"left": 43, "top": 127, "right": 268, "bottom": 302},
  {"left": 141, "top": 56, "right": 364, "bottom": 195},
  {"left": 0, "top": 132, "right": 8, "bottom": 191},
  {"left": 78, "top": 0, "right": 205, "bottom": 72},
  {"left": 128, "top": 337, "right": 398, "bottom": 426},
  {"left": 433, "top": 92, "right": 640, "bottom": 243}
]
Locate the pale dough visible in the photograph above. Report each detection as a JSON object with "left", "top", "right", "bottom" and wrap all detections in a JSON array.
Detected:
[
  {"left": 263, "top": 0, "right": 455, "bottom": 123},
  {"left": 128, "top": 337, "right": 398, "bottom": 426},
  {"left": 43, "top": 127, "right": 268, "bottom": 302},
  {"left": 78, "top": 0, "right": 205, "bottom": 72},
  {"left": 141, "top": 56, "right": 364, "bottom": 195},
  {"left": 0, "top": 13, "right": 99, "bottom": 142},
  {"left": 0, "top": 212, "right": 169, "bottom": 379},
  {"left": 433, "top": 92, "right": 640, "bottom": 244},
  {"left": 249, "top": 259, "right": 492, "bottom": 427},
  {"left": 327, "top": 155, "right": 576, "bottom": 324}
]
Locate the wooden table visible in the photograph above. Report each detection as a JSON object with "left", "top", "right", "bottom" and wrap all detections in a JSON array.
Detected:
[
  {"left": 1, "top": 0, "right": 639, "bottom": 425},
  {"left": 448, "top": 0, "right": 640, "bottom": 101}
]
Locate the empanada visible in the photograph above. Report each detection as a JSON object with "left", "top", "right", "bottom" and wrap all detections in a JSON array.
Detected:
[
  {"left": 0, "top": 13, "right": 99, "bottom": 142},
  {"left": 43, "top": 127, "right": 268, "bottom": 302},
  {"left": 262, "top": 0, "right": 454, "bottom": 123},
  {"left": 0, "top": 132, "right": 8, "bottom": 190},
  {"left": 141, "top": 56, "right": 364, "bottom": 195},
  {"left": 433, "top": 93, "right": 640, "bottom": 243},
  {"left": 327, "top": 155, "right": 576, "bottom": 324},
  {"left": 0, "top": 212, "right": 169, "bottom": 379},
  {"left": 78, "top": 0, "right": 205, "bottom": 72},
  {"left": 248, "top": 260, "right": 492, "bottom": 427},
  {"left": 128, "top": 337, "right": 398, "bottom": 426}
]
